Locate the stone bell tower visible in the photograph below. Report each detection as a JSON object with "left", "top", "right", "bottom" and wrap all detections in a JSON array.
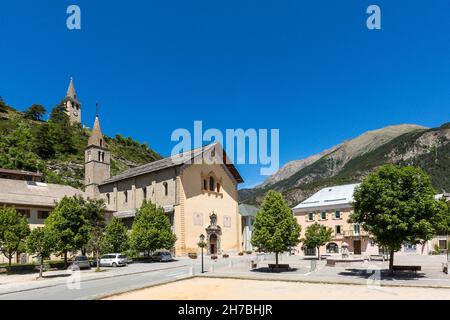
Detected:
[
  {"left": 85, "top": 115, "right": 110, "bottom": 199},
  {"left": 63, "top": 77, "right": 82, "bottom": 124}
]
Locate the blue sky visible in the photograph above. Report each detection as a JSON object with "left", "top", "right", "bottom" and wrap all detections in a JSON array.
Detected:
[{"left": 1, "top": 0, "right": 449, "bottom": 188}]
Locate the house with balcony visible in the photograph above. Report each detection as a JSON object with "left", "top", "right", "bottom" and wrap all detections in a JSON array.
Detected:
[{"left": 292, "top": 183, "right": 433, "bottom": 256}]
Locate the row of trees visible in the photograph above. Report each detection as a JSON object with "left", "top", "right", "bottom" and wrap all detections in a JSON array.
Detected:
[
  {"left": 251, "top": 165, "right": 450, "bottom": 272},
  {"left": 0, "top": 197, "right": 176, "bottom": 278}
]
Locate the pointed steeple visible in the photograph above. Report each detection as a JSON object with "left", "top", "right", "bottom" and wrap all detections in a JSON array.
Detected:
[
  {"left": 88, "top": 116, "right": 105, "bottom": 147},
  {"left": 66, "top": 77, "right": 77, "bottom": 100}
]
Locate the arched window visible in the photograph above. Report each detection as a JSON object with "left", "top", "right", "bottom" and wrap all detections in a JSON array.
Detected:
[
  {"left": 101, "top": 152, "right": 105, "bottom": 162},
  {"left": 124, "top": 190, "right": 128, "bottom": 203},
  {"left": 209, "top": 177, "right": 215, "bottom": 191},
  {"left": 106, "top": 193, "right": 110, "bottom": 205},
  {"left": 216, "top": 183, "right": 221, "bottom": 193},
  {"left": 163, "top": 182, "right": 168, "bottom": 196},
  {"left": 143, "top": 187, "right": 147, "bottom": 199},
  {"left": 203, "top": 179, "right": 207, "bottom": 190},
  {"left": 100, "top": 139, "right": 103, "bottom": 147},
  {"left": 326, "top": 243, "right": 339, "bottom": 254},
  {"left": 98, "top": 151, "right": 101, "bottom": 161}
]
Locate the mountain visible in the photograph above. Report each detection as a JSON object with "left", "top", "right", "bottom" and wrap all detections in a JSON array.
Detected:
[
  {"left": 240, "top": 123, "right": 450, "bottom": 207},
  {"left": 0, "top": 99, "right": 161, "bottom": 189}
]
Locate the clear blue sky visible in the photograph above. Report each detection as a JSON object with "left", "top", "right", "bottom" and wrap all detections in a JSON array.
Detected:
[{"left": 1, "top": 1, "right": 449, "bottom": 188}]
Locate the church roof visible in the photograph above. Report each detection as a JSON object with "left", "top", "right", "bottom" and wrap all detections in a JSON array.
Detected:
[
  {"left": 88, "top": 116, "right": 105, "bottom": 147},
  {"left": 66, "top": 77, "right": 77, "bottom": 100},
  {"left": 100, "top": 143, "right": 244, "bottom": 185},
  {"left": 0, "top": 178, "right": 84, "bottom": 208}
]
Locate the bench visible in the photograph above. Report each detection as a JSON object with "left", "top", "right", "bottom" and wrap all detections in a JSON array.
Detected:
[{"left": 392, "top": 265, "right": 421, "bottom": 273}]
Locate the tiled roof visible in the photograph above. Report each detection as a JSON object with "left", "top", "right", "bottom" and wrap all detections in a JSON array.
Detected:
[
  {"left": 0, "top": 178, "right": 84, "bottom": 208},
  {"left": 100, "top": 143, "right": 244, "bottom": 185}
]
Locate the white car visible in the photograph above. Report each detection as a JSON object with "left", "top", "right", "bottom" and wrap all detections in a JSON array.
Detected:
[{"left": 99, "top": 254, "right": 128, "bottom": 267}]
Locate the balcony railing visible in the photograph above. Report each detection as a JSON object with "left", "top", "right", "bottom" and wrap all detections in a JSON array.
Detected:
[{"left": 343, "top": 229, "right": 370, "bottom": 237}]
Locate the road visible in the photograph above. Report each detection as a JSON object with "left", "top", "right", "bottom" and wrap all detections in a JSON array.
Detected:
[{"left": 0, "top": 256, "right": 253, "bottom": 300}]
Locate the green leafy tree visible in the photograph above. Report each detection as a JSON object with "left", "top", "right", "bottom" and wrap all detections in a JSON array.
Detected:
[
  {"left": 24, "top": 104, "right": 46, "bottom": 121},
  {"left": 302, "top": 223, "right": 333, "bottom": 260},
  {"left": 81, "top": 198, "right": 107, "bottom": 269},
  {"left": 102, "top": 217, "right": 129, "bottom": 254},
  {"left": 130, "top": 201, "right": 177, "bottom": 256},
  {"left": 45, "top": 196, "right": 90, "bottom": 268},
  {"left": 251, "top": 190, "right": 301, "bottom": 267},
  {"left": 0, "top": 115, "right": 42, "bottom": 172},
  {"left": 0, "top": 207, "right": 30, "bottom": 269},
  {"left": 48, "top": 104, "right": 77, "bottom": 155},
  {"left": 33, "top": 122, "right": 55, "bottom": 159},
  {"left": 349, "top": 165, "right": 448, "bottom": 272},
  {"left": 27, "top": 227, "right": 55, "bottom": 278}
]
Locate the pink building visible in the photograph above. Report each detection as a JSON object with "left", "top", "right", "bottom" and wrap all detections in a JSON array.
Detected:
[{"left": 292, "top": 184, "right": 431, "bottom": 256}]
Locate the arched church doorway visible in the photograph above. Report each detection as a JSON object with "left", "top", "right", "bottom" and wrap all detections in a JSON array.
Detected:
[{"left": 209, "top": 234, "right": 218, "bottom": 255}]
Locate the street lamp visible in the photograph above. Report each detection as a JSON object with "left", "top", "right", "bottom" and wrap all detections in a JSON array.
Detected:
[{"left": 198, "top": 234, "right": 207, "bottom": 273}]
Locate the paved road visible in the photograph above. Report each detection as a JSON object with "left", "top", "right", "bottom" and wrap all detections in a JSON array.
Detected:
[{"left": 0, "top": 256, "right": 253, "bottom": 300}]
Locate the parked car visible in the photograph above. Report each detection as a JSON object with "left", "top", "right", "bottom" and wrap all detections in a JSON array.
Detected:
[
  {"left": 99, "top": 254, "right": 128, "bottom": 267},
  {"left": 71, "top": 256, "right": 91, "bottom": 270},
  {"left": 151, "top": 251, "right": 173, "bottom": 262}
]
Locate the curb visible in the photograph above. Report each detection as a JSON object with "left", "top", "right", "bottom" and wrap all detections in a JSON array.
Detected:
[
  {"left": 197, "top": 273, "right": 450, "bottom": 290},
  {"left": 0, "top": 264, "right": 189, "bottom": 297}
]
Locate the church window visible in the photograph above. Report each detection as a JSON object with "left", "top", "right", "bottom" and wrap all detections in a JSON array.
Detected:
[
  {"left": 100, "top": 139, "right": 103, "bottom": 147},
  {"left": 98, "top": 151, "right": 101, "bottom": 161},
  {"left": 203, "top": 179, "right": 207, "bottom": 190},
  {"left": 106, "top": 193, "right": 110, "bottom": 205},
  {"left": 163, "top": 182, "right": 168, "bottom": 196},
  {"left": 101, "top": 152, "right": 105, "bottom": 162},
  {"left": 143, "top": 187, "right": 147, "bottom": 200},
  {"left": 124, "top": 191, "right": 128, "bottom": 203},
  {"left": 216, "top": 183, "right": 221, "bottom": 193},
  {"left": 209, "top": 177, "right": 215, "bottom": 191}
]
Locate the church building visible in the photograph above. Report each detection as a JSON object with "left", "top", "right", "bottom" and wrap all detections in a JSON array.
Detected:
[{"left": 84, "top": 116, "right": 244, "bottom": 256}]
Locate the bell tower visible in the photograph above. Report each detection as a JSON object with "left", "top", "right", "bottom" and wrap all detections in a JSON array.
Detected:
[
  {"left": 63, "top": 77, "right": 82, "bottom": 124},
  {"left": 85, "top": 114, "right": 110, "bottom": 199}
]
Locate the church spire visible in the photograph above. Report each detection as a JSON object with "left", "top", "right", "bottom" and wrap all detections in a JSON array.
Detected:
[
  {"left": 66, "top": 77, "right": 77, "bottom": 100},
  {"left": 88, "top": 115, "right": 105, "bottom": 148}
]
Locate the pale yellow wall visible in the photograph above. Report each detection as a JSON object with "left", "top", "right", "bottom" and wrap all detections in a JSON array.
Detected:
[
  {"left": 99, "top": 167, "right": 178, "bottom": 213},
  {"left": 178, "top": 163, "right": 241, "bottom": 255}
]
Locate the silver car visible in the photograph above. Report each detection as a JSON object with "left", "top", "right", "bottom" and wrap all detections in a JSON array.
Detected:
[
  {"left": 151, "top": 251, "right": 173, "bottom": 262},
  {"left": 99, "top": 254, "right": 128, "bottom": 267},
  {"left": 71, "top": 256, "right": 91, "bottom": 270}
]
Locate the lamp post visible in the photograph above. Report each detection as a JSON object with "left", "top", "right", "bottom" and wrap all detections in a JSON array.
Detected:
[{"left": 198, "top": 234, "right": 206, "bottom": 273}]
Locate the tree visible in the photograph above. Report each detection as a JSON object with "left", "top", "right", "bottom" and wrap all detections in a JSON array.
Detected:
[
  {"left": 33, "top": 123, "right": 55, "bottom": 159},
  {"left": 302, "top": 223, "right": 333, "bottom": 260},
  {"left": 0, "top": 115, "right": 42, "bottom": 172},
  {"left": 45, "top": 196, "right": 90, "bottom": 268},
  {"left": 251, "top": 190, "right": 301, "bottom": 267},
  {"left": 82, "top": 198, "right": 107, "bottom": 269},
  {"left": 102, "top": 217, "right": 129, "bottom": 254},
  {"left": 24, "top": 104, "right": 46, "bottom": 121},
  {"left": 0, "top": 207, "right": 30, "bottom": 269},
  {"left": 349, "top": 165, "right": 448, "bottom": 273},
  {"left": 48, "top": 104, "right": 77, "bottom": 155},
  {"left": 130, "top": 201, "right": 177, "bottom": 256},
  {"left": 27, "top": 227, "right": 55, "bottom": 278}
]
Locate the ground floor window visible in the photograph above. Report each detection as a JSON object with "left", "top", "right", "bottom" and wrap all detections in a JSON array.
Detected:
[
  {"left": 326, "top": 243, "right": 339, "bottom": 254},
  {"left": 304, "top": 246, "right": 316, "bottom": 256},
  {"left": 404, "top": 243, "right": 417, "bottom": 253}
]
